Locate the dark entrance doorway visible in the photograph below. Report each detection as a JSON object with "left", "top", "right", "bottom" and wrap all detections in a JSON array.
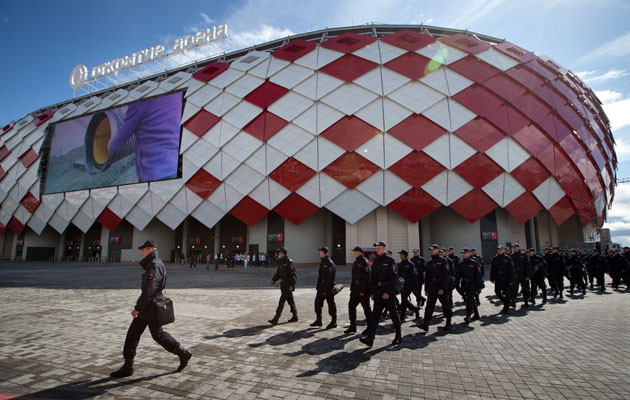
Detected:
[
  {"left": 83, "top": 223, "right": 102, "bottom": 260},
  {"left": 64, "top": 224, "right": 83, "bottom": 260},
  {"left": 479, "top": 210, "right": 498, "bottom": 267},
  {"left": 188, "top": 217, "right": 215, "bottom": 266},
  {"left": 219, "top": 214, "right": 247, "bottom": 264}
]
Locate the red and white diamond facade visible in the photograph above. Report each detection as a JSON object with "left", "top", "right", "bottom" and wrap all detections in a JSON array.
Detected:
[{"left": 0, "top": 26, "right": 617, "bottom": 262}]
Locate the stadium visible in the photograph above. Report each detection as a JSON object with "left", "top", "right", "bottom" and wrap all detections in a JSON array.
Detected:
[{"left": 0, "top": 24, "right": 617, "bottom": 265}]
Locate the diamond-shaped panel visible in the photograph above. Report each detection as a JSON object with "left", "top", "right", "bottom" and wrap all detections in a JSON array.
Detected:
[
  {"left": 20, "top": 192, "right": 40, "bottom": 213},
  {"left": 388, "top": 113, "right": 447, "bottom": 151},
  {"left": 325, "top": 189, "right": 379, "bottom": 224},
  {"left": 321, "top": 115, "right": 380, "bottom": 152},
  {"left": 385, "top": 52, "right": 441, "bottom": 80},
  {"left": 267, "top": 91, "right": 313, "bottom": 122},
  {"left": 441, "top": 34, "right": 492, "bottom": 55},
  {"left": 548, "top": 196, "right": 576, "bottom": 226},
  {"left": 267, "top": 124, "right": 313, "bottom": 157},
  {"left": 453, "top": 153, "right": 503, "bottom": 189},
  {"left": 452, "top": 84, "right": 504, "bottom": 117},
  {"left": 273, "top": 192, "right": 319, "bottom": 225},
  {"left": 511, "top": 158, "right": 551, "bottom": 192},
  {"left": 319, "top": 54, "right": 377, "bottom": 82},
  {"left": 388, "top": 81, "right": 445, "bottom": 114},
  {"left": 243, "top": 111, "right": 288, "bottom": 142},
  {"left": 323, "top": 152, "right": 380, "bottom": 189},
  {"left": 230, "top": 196, "right": 269, "bottom": 227},
  {"left": 321, "top": 83, "right": 378, "bottom": 115},
  {"left": 321, "top": 32, "right": 376, "bottom": 54},
  {"left": 388, "top": 187, "right": 442, "bottom": 222},
  {"left": 388, "top": 151, "right": 445, "bottom": 188},
  {"left": 185, "top": 169, "right": 221, "bottom": 200},
  {"left": 97, "top": 207, "right": 122, "bottom": 232},
  {"left": 244, "top": 80, "right": 289, "bottom": 109},
  {"left": 532, "top": 176, "right": 566, "bottom": 209},
  {"left": 482, "top": 73, "right": 527, "bottom": 102},
  {"left": 475, "top": 47, "right": 520, "bottom": 71},
  {"left": 268, "top": 64, "right": 314, "bottom": 89},
  {"left": 193, "top": 61, "right": 230, "bottom": 82},
  {"left": 450, "top": 189, "right": 498, "bottom": 223},
  {"left": 273, "top": 39, "right": 317, "bottom": 61},
  {"left": 248, "top": 178, "right": 291, "bottom": 209},
  {"left": 505, "top": 192, "right": 543, "bottom": 224},
  {"left": 381, "top": 29, "right": 436, "bottom": 52},
  {"left": 270, "top": 157, "right": 316, "bottom": 192},
  {"left": 448, "top": 56, "right": 499, "bottom": 83},
  {"left": 454, "top": 117, "right": 506, "bottom": 153}
]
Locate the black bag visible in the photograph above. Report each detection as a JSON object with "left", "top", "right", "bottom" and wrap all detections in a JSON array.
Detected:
[
  {"left": 395, "top": 277, "right": 405, "bottom": 294},
  {"left": 154, "top": 297, "right": 175, "bottom": 326},
  {"left": 331, "top": 283, "right": 344, "bottom": 296}
]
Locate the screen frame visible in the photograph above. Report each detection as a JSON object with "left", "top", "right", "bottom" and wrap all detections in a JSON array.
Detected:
[{"left": 39, "top": 90, "right": 186, "bottom": 195}]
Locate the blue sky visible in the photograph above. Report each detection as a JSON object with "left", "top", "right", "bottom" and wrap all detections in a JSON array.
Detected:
[{"left": 1, "top": 0, "right": 629, "bottom": 242}]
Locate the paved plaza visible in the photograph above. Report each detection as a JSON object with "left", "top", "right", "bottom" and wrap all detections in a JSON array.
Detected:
[{"left": 0, "top": 262, "right": 629, "bottom": 399}]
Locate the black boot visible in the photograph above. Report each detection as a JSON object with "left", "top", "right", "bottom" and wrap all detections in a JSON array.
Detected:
[
  {"left": 439, "top": 318, "right": 452, "bottom": 331},
  {"left": 414, "top": 309, "right": 420, "bottom": 320},
  {"left": 359, "top": 331, "right": 374, "bottom": 348},
  {"left": 471, "top": 312, "right": 480, "bottom": 321},
  {"left": 288, "top": 315, "right": 298, "bottom": 323},
  {"left": 344, "top": 324, "right": 357, "bottom": 334},
  {"left": 268, "top": 317, "right": 279, "bottom": 325},
  {"left": 110, "top": 358, "right": 134, "bottom": 378},
  {"left": 310, "top": 316, "right": 322, "bottom": 327},
  {"left": 391, "top": 330, "right": 402, "bottom": 345},
  {"left": 177, "top": 347, "right": 192, "bottom": 372},
  {"left": 501, "top": 305, "right": 509, "bottom": 314},
  {"left": 418, "top": 319, "right": 429, "bottom": 332},
  {"left": 360, "top": 328, "right": 369, "bottom": 336},
  {"left": 326, "top": 317, "right": 337, "bottom": 330},
  {"left": 464, "top": 314, "right": 471, "bottom": 324}
]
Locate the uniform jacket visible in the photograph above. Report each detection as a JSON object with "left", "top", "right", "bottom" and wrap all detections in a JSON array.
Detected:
[
  {"left": 588, "top": 254, "right": 609, "bottom": 274},
  {"left": 473, "top": 254, "right": 485, "bottom": 276},
  {"left": 272, "top": 256, "right": 297, "bottom": 287},
  {"left": 511, "top": 251, "right": 532, "bottom": 279},
  {"left": 135, "top": 250, "right": 167, "bottom": 321},
  {"left": 397, "top": 259, "right": 418, "bottom": 291},
  {"left": 455, "top": 257, "right": 484, "bottom": 292},
  {"left": 425, "top": 255, "right": 450, "bottom": 293},
  {"left": 351, "top": 255, "right": 371, "bottom": 296},
  {"left": 530, "top": 254, "right": 547, "bottom": 281},
  {"left": 370, "top": 253, "right": 398, "bottom": 300},
  {"left": 317, "top": 256, "right": 336, "bottom": 294},
  {"left": 490, "top": 254, "right": 515, "bottom": 285},
  {"left": 548, "top": 252, "right": 568, "bottom": 277},
  {"left": 566, "top": 255, "right": 584, "bottom": 279},
  {"left": 410, "top": 255, "right": 426, "bottom": 285}
]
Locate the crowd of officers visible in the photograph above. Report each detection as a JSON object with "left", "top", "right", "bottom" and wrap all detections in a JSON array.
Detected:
[{"left": 267, "top": 242, "right": 630, "bottom": 348}]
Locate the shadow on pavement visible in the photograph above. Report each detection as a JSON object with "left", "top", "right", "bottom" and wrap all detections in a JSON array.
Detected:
[{"left": 204, "top": 324, "right": 272, "bottom": 340}]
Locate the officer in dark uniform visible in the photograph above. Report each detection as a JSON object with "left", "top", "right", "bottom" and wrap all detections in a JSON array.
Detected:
[
  {"left": 269, "top": 247, "right": 298, "bottom": 325},
  {"left": 345, "top": 246, "right": 372, "bottom": 334},
  {"left": 611, "top": 249, "right": 627, "bottom": 289},
  {"left": 566, "top": 248, "right": 586, "bottom": 295},
  {"left": 455, "top": 248, "right": 484, "bottom": 323},
  {"left": 470, "top": 248, "right": 484, "bottom": 305},
  {"left": 311, "top": 247, "right": 337, "bottom": 329},
  {"left": 490, "top": 245, "right": 515, "bottom": 314},
  {"left": 510, "top": 243, "right": 532, "bottom": 307},
  {"left": 360, "top": 241, "right": 402, "bottom": 347},
  {"left": 111, "top": 240, "right": 191, "bottom": 378},
  {"left": 397, "top": 250, "right": 420, "bottom": 322},
  {"left": 528, "top": 248, "right": 547, "bottom": 305},
  {"left": 547, "top": 246, "right": 567, "bottom": 298},
  {"left": 588, "top": 248, "right": 609, "bottom": 292},
  {"left": 585, "top": 249, "right": 596, "bottom": 289},
  {"left": 410, "top": 249, "right": 426, "bottom": 308},
  {"left": 623, "top": 246, "right": 630, "bottom": 289},
  {"left": 447, "top": 247, "right": 460, "bottom": 267},
  {"left": 440, "top": 247, "right": 456, "bottom": 308},
  {"left": 542, "top": 247, "right": 554, "bottom": 294},
  {"left": 419, "top": 244, "right": 452, "bottom": 332}
]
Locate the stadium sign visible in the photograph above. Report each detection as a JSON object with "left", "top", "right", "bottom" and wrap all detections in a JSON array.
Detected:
[{"left": 70, "top": 24, "right": 228, "bottom": 90}]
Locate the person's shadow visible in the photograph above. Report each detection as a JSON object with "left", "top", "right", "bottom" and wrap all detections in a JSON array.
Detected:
[
  {"left": 248, "top": 328, "right": 316, "bottom": 348},
  {"left": 9, "top": 372, "right": 176, "bottom": 399},
  {"left": 204, "top": 324, "right": 271, "bottom": 340}
]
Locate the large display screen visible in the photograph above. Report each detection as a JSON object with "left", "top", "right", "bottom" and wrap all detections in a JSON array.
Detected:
[{"left": 42, "top": 91, "right": 184, "bottom": 194}]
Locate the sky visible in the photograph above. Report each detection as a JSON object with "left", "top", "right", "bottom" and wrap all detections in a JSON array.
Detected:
[{"left": 1, "top": 0, "right": 629, "bottom": 243}]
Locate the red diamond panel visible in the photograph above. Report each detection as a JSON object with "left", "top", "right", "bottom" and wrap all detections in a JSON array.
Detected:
[
  {"left": 506, "top": 65, "right": 546, "bottom": 92},
  {"left": 323, "top": 152, "right": 380, "bottom": 189},
  {"left": 243, "top": 111, "right": 288, "bottom": 141},
  {"left": 452, "top": 85, "right": 504, "bottom": 117},
  {"left": 21, "top": 192, "right": 40, "bottom": 213},
  {"left": 7, "top": 216, "right": 24, "bottom": 235},
  {"left": 0, "top": 146, "right": 9, "bottom": 162},
  {"left": 34, "top": 109, "right": 54, "bottom": 127},
  {"left": 183, "top": 110, "right": 220, "bottom": 137},
  {"left": 97, "top": 208, "right": 123, "bottom": 232},
  {"left": 449, "top": 56, "right": 499, "bottom": 83},
  {"left": 0, "top": 166, "right": 6, "bottom": 181},
  {"left": 244, "top": 80, "right": 289, "bottom": 109},
  {"left": 385, "top": 52, "right": 439, "bottom": 80},
  {"left": 381, "top": 29, "right": 436, "bottom": 52},
  {"left": 441, "top": 33, "right": 492, "bottom": 55},
  {"left": 450, "top": 189, "right": 498, "bottom": 223},
  {"left": 511, "top": 158, "right": 551, "bottom": 192},
  {"left": 389, "top": 188, "right": 442, "bottom": 222},
  {"left": 319, "top": 54, "right": 377, "bottom": 82},
  {"left": 273, "top": 193, "right": 319, "bottom": 225},
  {"left": 193, "top": 61, "right": 230, "bottom": 83},
  {"left": 1, "top": 121, "right": 15, "bottom": 135},
  {"left": 273, "top": 39, "right": 317, "bottom": 61},
  {"left": 485, "top": 104, "right": 530, "bottom": 136},
  {"left": 453, "top": 153, "right": 503, "bottom": 189},
  {"left": 321, "top": 116, "right": 379, "bottom": 151},
  {"left": 495, "top": 41, "right": 536, "bottom": 63},
  {"left": 186, "top": 169, "right": 222, "bottom": 199},
  {"left": 388, "top": 151, "right": 445, "bottom": 188},
  {"left": 230, "top": 197, "right": 269, "bottom": 227},
  {"left": 321, "top": 32, "right": 376, "bottom": 54},
  {"left": 454, "top": 117, "right": 505, "bottom": 153},
  {"left": 20, "top": 149, "right": 39, "bottom": 168},
  {"left": 512, "top": 124, "right": 553, "bottom": 158},
  {"left": 389, "top": 113, "right": 446, "bottom": 151},
  {"left": 548, "top": 196, "right": 576, "bottom": 226},
  {"left": 482, "top": 74, "right": 527, "bottom": 102},
  {"left": 505, "top": 192, "right": 543, "bottom": 224},
  {"left": 270, "top": 157, "right": 316, "bottom": 192},
  {"left": 511, "top": 93, "right": 552, "bottom": 126}
]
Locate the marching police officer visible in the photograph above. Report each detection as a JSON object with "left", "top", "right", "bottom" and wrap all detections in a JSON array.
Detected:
[
  {"left": 566, "top": 248, "right": 586, "bottom": 296},
  {"left": 397, "top": 250, "right": 420, "bottom": 322},
  {"left": 470, "top": 248, "right": 484, "bottom": 305},
  {"left": 410, "top": 249, "right": 426, "bottom": 308},
  {"left": 311, "top": 247, "right": 337, "bottom": 329},
  {"left": 455, "top": 248, "right": 484, "bottom": 323},
  {"left": 510, "top": 243, "right": 532, "bottom": 307},
  {"left": 269, "top": 247, "right": 298, "bottom": 325},
  {"left": 419, "top": 244, "right": 452, "bottom": 332},
  {"left": 111, "top": 240, "right": 191, "bottom": 378},
  {"left": 610, "top": 249, "right": 627, "bottom": 289},
  {"left": 345, "top": 246, "right": 372, "bottom": 334},
  {"left": 360, "top": 241, "right": 402, "bottom": 347},
  {"left": 528, "top": 248, "right": 547, "bottom": 305},
  {"left": 440, "top": 247, "right": 456, "bottom": 308},
  {"left": 548, "top": 246, "right": 567, "bottom": 298},
  {"left": 588, "top": 248, "right": 609, "bottom": 292},
  {"left": 490, "top": 245, "right": 515, "bottom": 314}
]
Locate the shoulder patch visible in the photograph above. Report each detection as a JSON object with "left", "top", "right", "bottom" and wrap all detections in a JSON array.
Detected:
[{"left": 148, "top": 270, "right": 155, "bottom": 280}]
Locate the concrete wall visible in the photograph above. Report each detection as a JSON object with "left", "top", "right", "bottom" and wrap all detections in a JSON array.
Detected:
[
  {"left": 121, "top": 219, "right": 176, "bottom": 262},
  {"left": 536, "top": 211, "right": 559, "bottom": 249},
  {"left": 495, "top": 208, "right": 527, "bottom": 247},
  {"left": 23, "top": 226, "right": 61, "bottom": 259},
  {"left": 428, "top": 207, "right": 482, "bottom": 257},
  {"left": 247, "top": 215, "right": 268, "bottom": 254},
  {"left": 557, "top": 214, "right": 584, "bottom": 243},
  {"left": 285, "top": 208, "right": 328, "bottom": 264}
]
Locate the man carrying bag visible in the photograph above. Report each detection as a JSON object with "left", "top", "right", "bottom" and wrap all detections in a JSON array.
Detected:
[{"left": 110, "top": 240, "right": 192, "bottom": 378}]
